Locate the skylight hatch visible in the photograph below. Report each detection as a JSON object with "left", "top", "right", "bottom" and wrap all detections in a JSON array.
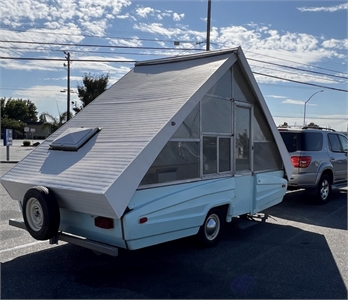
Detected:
[{"left": 50, "top": 127, "right": 101, "bottom": 151}]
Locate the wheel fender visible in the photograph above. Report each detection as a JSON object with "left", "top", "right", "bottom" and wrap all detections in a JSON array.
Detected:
[
  {"left": 315, "top": 164, "right": 333, "bottom": 185},
  {"left": 200, "top": 201, "right": 230, "bottom": 225},
  {"left": 23, "top": 186, "right": 60, "bottom": 240}
]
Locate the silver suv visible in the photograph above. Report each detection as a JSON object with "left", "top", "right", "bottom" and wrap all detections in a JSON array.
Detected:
[{"left": 279, "top": 127, "right": 347, "bottom": 203}]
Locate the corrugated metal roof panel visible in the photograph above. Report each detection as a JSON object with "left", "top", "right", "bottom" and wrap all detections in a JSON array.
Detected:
[{"left": 1, "top": 50, "right": 234, "bottom": 218}]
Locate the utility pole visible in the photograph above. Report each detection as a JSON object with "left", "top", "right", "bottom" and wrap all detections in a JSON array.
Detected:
[
  {"left": 64, "top": 51, "right": 71, "bottom": 121},
  {"left": 206, "top": 0, "right": 211, "bottom": 51}
]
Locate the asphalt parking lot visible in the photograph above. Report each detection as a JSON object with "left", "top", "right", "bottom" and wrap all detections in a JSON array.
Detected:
[{"left": 1, "top": 140, "right": 347, "bottom": 299}]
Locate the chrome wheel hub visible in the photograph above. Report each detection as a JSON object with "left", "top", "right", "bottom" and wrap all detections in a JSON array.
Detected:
[
  {"left": 205, "top": 213, "right": 220, "bottom": 240},
  {"left": 320, "top": 180, "right": 329, "bottom": 200},
  {"left": 26, "top": 198, "right": 43, "bottom": 231}
]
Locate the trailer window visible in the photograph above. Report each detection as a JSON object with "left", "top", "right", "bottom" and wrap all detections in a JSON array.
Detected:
[
  {"left": 254, "top": 141, "right": 282, "bottom": 171},
  {"left": 203, "top": 137, "right": 217, "bottom": 174},
  {"left": 219, "top": 138, "right": 231, "bottom": 172},
  {"left": 207, "top": 68, "right": 232, "bottom": 99},
  {"left": 201, "top": 95, "right": 232, "bottom": 134},
  {"left": 253, "top": 105, "right": 282, "bottom": 171},
  {"left": 203, "top": 136, "right": 231, "bottom": 175},
  {"left": 140, "top": 141, "right": 200, "bottom": 185},
  {"left": 233, "top": 64, "right": 256, "bottom": 104},
  {"left": 235, "top": 106, "right": 251, "bottom": 172},
  {"left": 172, "top": 103, "right": 200, "bottom": 139}
]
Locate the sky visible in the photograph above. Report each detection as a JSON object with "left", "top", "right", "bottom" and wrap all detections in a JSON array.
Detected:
[{"left": 0, "top": 0, "right": 347, "bottom": 131}]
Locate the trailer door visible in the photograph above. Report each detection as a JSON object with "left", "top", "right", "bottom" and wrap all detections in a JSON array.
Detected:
[{"left": 233, "top": 103, "right": 253, "bottom": 214}]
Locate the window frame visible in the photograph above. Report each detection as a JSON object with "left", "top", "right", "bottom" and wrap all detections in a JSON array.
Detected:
[{"left": 201, "top": 135, "right": 232, "bottom": 178}]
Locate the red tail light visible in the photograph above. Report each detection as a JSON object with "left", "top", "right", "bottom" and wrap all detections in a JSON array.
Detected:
[
  {"left": 291, "top": 156, "right": 312, "bottom": 168},
  {"left": 94, "top": 216, "right": 114, "bottom": 229},
  {"left": 139, "top": 217, "right": 148, "bottom": 224}
]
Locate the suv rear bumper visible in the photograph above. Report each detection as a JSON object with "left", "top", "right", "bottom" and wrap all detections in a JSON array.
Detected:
[{"left": 288, "top": 172, "right": 319, "bottom": 189}]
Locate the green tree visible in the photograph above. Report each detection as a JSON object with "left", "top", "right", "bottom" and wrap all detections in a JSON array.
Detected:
[
  {"left": 1, "top": 97, "right": 38, "bottom": 122},
  {"left": 74, "top": 73, "right": 110, "bottom": 113},
  {"left": 1, "top": 116, "right": 27, "bottom": 135},
  {"left": 39, "top": 111, "right": 72, "bottom": 134},
  {"left": 1, "top": 98, "right": 38, "bottom": 136}
]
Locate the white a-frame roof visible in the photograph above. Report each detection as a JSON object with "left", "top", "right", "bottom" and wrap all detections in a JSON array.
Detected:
[{"left": 1, "top": 47, "right": 292, "bottom": 219}]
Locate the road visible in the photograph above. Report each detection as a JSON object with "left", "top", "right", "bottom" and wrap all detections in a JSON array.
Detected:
[{"left": 0, "top": 141, "right": 347, "bottom": 298}]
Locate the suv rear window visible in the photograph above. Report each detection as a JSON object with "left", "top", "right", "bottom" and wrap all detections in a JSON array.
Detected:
[{"left": 280, "top": 132, "right": 323, "bottom": 152}]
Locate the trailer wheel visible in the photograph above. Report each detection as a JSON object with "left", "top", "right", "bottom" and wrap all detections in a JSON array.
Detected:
[
  {"left": 23, "top": 186, "right": 60, "bottom": 240},
  {"left": 198, "top": 208, "right": 224, "bottom": 247}
]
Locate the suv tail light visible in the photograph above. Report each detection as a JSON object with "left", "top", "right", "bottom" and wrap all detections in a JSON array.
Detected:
[{"left": 291, "top": 156, "right": 312, "bottom": 168}]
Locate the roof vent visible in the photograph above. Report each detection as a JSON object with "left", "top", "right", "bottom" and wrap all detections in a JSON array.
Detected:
[{"left": 50, "top": 127, "right": 101, "bottom": 151}]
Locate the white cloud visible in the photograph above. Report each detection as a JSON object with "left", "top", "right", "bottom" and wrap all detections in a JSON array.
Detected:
[
  {"left": 0, "top": 56, "right": 66, "bottom": 72},
  {"left": 13, "top": 85, "right": 75, "bottom": 116},
  {"left": 297, "top": 3, "right": 348, "bottom": 12},
  {"left": 322, "top": 38, "right": 348, "bottom": 50},
  {"left": 0, "top": 0, "right": 131, "bottom": 37},
  {"left": 208, "top": 23, "right": 347, "bottom": 85},
  {"left": 282, "top": 99, "right": 317, "bottom": 106},
  {"left": 161, "top": 12, "right": 172, "bottom": 18},
  {"left": 72, "top": 57, "right": 133, "bottom": 75},
  {"left": 0, "top": 1, "right": 347, "bottom": 98},
  {"left": 173, "top": 13, "right": 185, "bottom": 22},
  {"left": 282, "top": 99, "right": 305, "bottom": 105},
  {"left": 80, "top": 19, "right": 108, "bottom": 36},
  {"left": 108, "top": 37, "right": 143, "bottom": 47},
  {"left": 135, "top": 7, "right": 154, "bottom": 18},
  {"left": 266, "top": 95, "right": 287, "bottom": 99},
  {"left": 133, "top": 22, "right": 206, "bottom": 42},
  {"left": 133, "top": 22, "right": 181, "bottom": 38}
]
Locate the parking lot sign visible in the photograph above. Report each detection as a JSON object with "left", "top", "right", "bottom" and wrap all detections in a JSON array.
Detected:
[{"left": 3, "top": 129, "right": 13, "bottom": 146}]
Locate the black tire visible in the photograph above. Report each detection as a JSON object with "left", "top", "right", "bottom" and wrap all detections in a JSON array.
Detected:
[
  {"left": 23, "top": 186, "right": 60, "bottom": 240},
  {"left": 315, "top": 174, "right": 331, "bottom": 204},
  {"left": 197, "top": 208, "right": 224, "bottom": 247}
]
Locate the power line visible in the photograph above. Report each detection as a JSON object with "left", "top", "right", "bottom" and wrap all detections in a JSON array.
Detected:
[
  {"left": 1, "top": 26, "right": 345, "bottom": 75},
  {"left": 0, "top": 27, "right": 203, "bottom": 45},
  {"left": 0, "top": 40, "right": 202, "bottom": 51},
  {"left": 0, "top": 46, "right": 161, "bottom": 56},
  {"left": 248, "top": 57, "right": 348, "bottom": 80},
  {"left": 1, "top": 52, "right": 347, "bottom": 92},
  {"left": 253, "top": 72, "right": 348, "bottom": 92},
  {"left": 250, "top": 64, "right": 346, "bottom": 84},
  {"left": 0, "top": 57, "right": 136, "bottom": 63},
  {"left": 2, "top": 42, "right": 346, "bottom": 83},
  {"left": 245, "top": 50, "right": 346, "bottom": 74}
]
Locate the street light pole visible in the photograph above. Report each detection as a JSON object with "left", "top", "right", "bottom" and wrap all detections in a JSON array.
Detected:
[{"left": 303, "top": 90, "right": 323, "bottom": 127}]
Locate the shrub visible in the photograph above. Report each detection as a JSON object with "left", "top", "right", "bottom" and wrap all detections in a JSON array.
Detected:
[{"left": 23, "top": 140, "right": 31, "bottom": 146}]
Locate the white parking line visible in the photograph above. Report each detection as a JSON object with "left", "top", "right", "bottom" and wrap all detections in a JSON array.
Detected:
[{"left": 0, "top": 241, "right": 47, "bottom": 254}]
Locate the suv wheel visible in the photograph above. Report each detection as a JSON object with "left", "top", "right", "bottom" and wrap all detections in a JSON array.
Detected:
[{"left": 315, "top": 174, "right": 331, "bottom": 204}]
